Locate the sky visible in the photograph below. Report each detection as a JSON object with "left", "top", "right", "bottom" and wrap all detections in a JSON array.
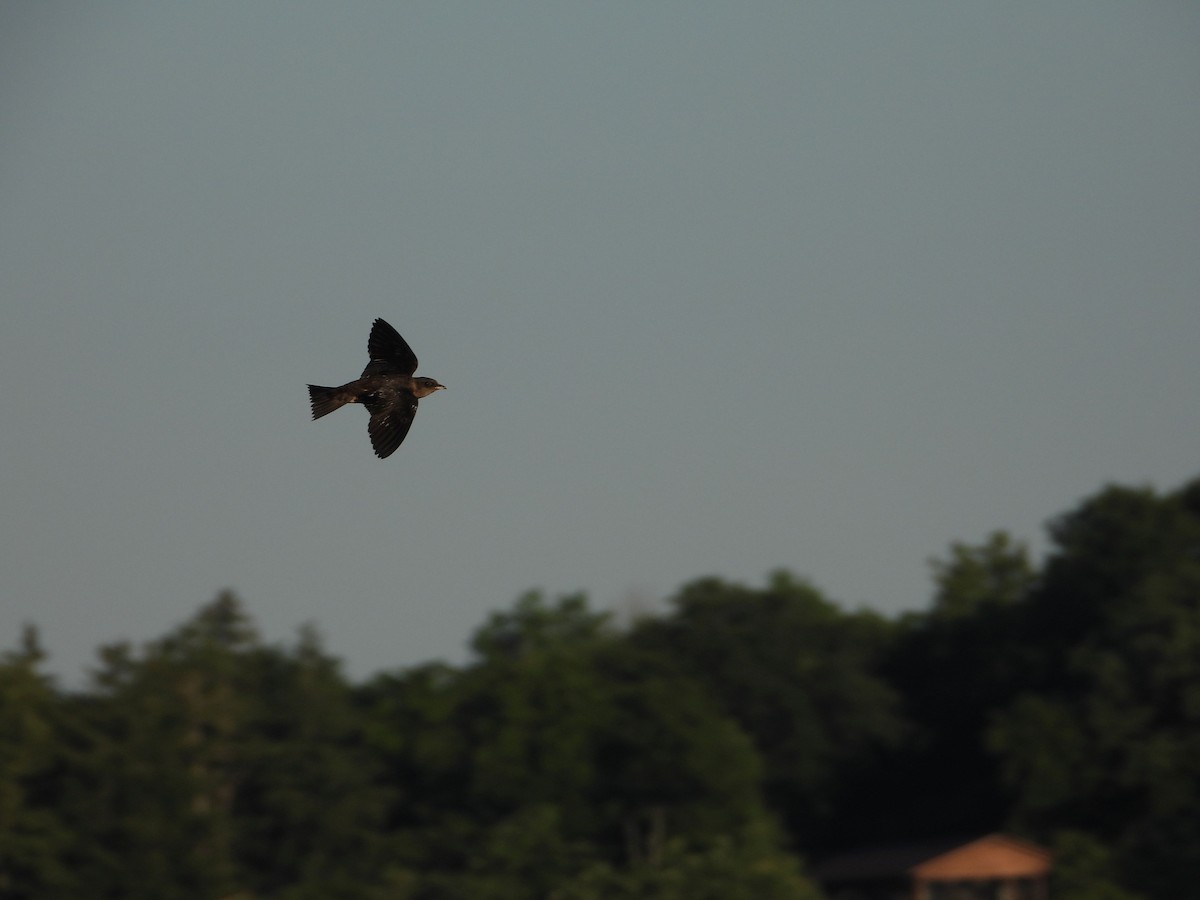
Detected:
[{"left": 2, "top": 3, "right": 1198, "bottom": 686}]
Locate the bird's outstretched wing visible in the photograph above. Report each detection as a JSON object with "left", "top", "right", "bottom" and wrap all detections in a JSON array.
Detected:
[
  {"left": 363, "top": 393, "right": 418, "bottom": 459},
  {"left": 363, "top": 318, "right": 418, "bottom": 376}
]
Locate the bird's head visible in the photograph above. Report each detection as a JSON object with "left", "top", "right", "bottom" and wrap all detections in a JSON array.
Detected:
[{"left": 412, "top": 377, "right": 446, "bottom": 399}]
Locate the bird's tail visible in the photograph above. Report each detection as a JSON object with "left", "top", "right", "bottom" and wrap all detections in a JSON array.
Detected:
[{"left": 308, "top": 385, "right": 349, "bottom": 420}]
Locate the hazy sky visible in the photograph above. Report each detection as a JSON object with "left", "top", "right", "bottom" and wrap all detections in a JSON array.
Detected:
[{"left": 3, "top": 3, "right": 1198, "bottom": 685}]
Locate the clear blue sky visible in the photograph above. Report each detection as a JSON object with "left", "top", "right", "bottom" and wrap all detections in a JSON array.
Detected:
[{"left": 3, "top": 3, "right": 1198, "bottom": 685}]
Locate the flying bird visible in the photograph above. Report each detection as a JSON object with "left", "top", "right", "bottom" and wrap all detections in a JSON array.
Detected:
[{"left": 307, "top": 318, "right": 445, "bottom": 458}]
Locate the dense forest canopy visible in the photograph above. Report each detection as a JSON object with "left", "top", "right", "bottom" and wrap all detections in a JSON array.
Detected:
[{"left": 2, "top": 476, "right": 1198, "bottom": 899}]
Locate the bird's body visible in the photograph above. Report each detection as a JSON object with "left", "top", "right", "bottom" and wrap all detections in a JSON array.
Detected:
[{"left": 308, "top": 318, "right": 444, "bottom": 458}]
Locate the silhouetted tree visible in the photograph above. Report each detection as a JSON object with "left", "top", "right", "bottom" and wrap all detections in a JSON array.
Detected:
[
  {"left": 990, "top": 480, "right": 1200, "bottom": 899},
  {"left": 631, "top": 571, "right": 905, "bottom": 851},
  {"left": 879, "top": 532, "right": 1036, "bottom": 839},
  {"left": 0, "top": 628, "right": 75, "bottom": 899}
]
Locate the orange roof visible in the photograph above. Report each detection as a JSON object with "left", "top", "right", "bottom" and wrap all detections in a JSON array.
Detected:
[{"left": 816, "top": 834, "right": 1051, "bottom": 883}]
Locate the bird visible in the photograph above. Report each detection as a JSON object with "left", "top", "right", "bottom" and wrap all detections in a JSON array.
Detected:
[{"left": 307, "top": 318, "right": 445, "bottom": 458}]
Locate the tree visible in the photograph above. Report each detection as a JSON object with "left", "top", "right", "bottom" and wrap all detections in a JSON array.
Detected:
[
  {"left": 557, "top": 834, "right": 824, "bottom": 900},
  {"left": 361, "top": 590, "right": 792, "bottom": 899},
  {"left": 989, "top": 479, "right": 1200, "bottom": 899},
  {"left": 1048, "top": 831, "right": 1147, "bottom": 900},
  {"left": 0, "top": 628, "right": 75, "bottom": 899},
  {"left": 55, "top": 593, "right": 389, "bottom": 899},
  {"left": 231, "top": 623, "right": 388, "bottom": 898},
  {"left": 631, "top": 571, "right": 905, "bottom": 851},
  {"left": 927, "top": 531, "right": 1035, "bottom": 620},
  {"left": 1025, "top": 482, "right": 1200, "bottom": 675},
  {"left": 61, "top": 593, "right": 262, "bottom": 899},
  {"left": 880, "top": 532, "right": 1037, "bottom": 839},
  {"left": 469, "top": 590, "right": 613, "bottom": 662}
]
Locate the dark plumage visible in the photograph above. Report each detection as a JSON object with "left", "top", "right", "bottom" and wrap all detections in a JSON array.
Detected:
[{"left": 307, "top": 318, "right": 445, "bottom": 458}]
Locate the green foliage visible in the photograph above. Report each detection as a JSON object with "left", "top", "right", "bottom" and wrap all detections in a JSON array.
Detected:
[
  {"left": 469, "top": 590, "right": 611, "bottom": 662},
  {"left": 2, "top": 475, "right": 1199, "bottom": 898},
  {"left": 0, "top": 628, "right": 76, "bottom": 898},
  {"left": 36, "top": 593, "right": 386, "bottom": 899},
  {"left": 928, "top": 531, "right": 1035, "bottom": 619},
  {"left": 631, "top": 571, "right": 904, "bottom": 850},
  {"left": 1048, "top": 831, "right": 1147, "bottom": 900},
  {"left": 557, "top": 835, "right": 823, "bottom": 900},
  {"left": 878, "top": 531, "right": 1038, "bottom": 839},
  {"left": 985, "top": 482, "right": 1200, "bottom": 899},
  {"left": 360, "top": 591, "right": 778, "bottom": 896}
]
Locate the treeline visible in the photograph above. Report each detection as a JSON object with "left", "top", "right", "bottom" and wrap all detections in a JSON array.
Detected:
[{"left": 2, "top": 477, "right": 1198, "bottom": 899}]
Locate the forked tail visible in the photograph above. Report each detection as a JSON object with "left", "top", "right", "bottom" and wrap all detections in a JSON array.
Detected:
[{"left": 308, "top": 385, "right": 349, "bottom": 420}]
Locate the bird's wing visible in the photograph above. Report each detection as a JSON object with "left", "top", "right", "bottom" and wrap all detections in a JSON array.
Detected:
[
  {"left": 363, "top": 393, "right": 418, "bottom": 459},
  {"left": 364, "top": 318, "right": 418, "bottom": 376}
]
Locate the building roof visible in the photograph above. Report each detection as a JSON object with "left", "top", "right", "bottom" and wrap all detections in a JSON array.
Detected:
[{"left": 814, "top": 833, "right": 1052, "bottom": 883}]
